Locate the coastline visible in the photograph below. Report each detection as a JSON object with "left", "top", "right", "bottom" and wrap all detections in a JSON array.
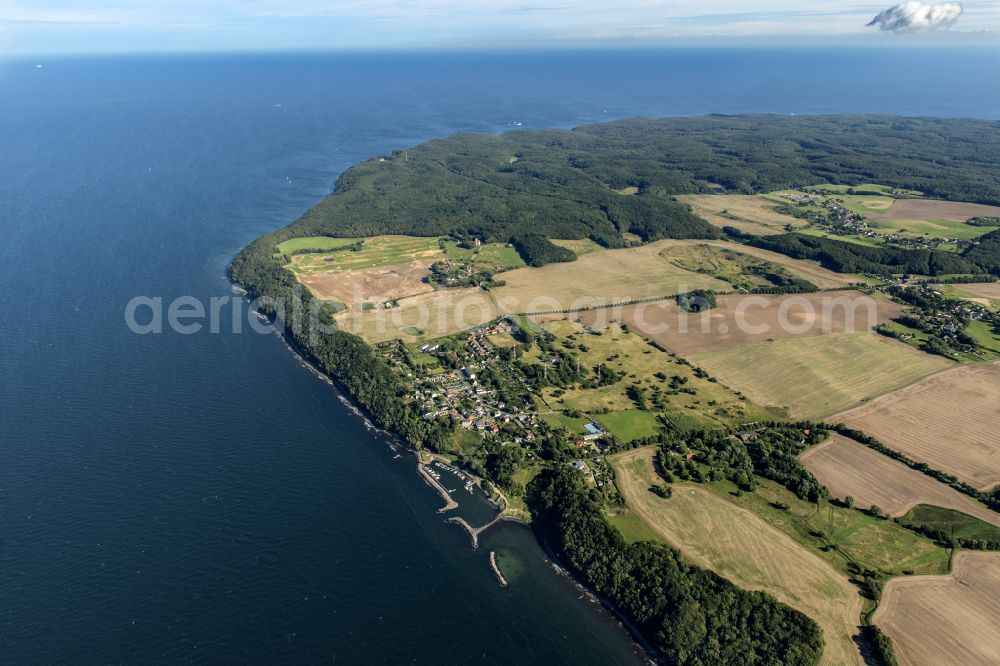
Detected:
[
  {"left": 227, "top": 274, "right": 657, "bottom": 663},
  {"left": 231, "top": 282, "right": 530, "bottom": 528}
]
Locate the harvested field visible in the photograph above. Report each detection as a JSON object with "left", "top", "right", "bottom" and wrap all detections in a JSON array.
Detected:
[
  {"left": 800, "top": 435, "right": 1000, "bottom": 527},
  {"left": 874, "top": 198, "right": 1000, "bottom": 223},
  {"left": 492, "top": 240, "right": 727, "bottom": 313},
  {"left": 677, "top": 194, "right": 808, "bottom": 236},
  {"left": 572, "top": 291, "right": 903, "bottom": 355},
  {"left": 550, "top": 238, "right": 604, "bottom": 255},
  {"left": 288, "top": 235, "right": 447, "bottom": 309},
  {"left": 873, "top": 551, "right": 1000, "bottom": 666},
  {"left": 961, "top": 282, "right": 1000, "bottom": 307},
  {"left": 610, "top": 448, "right": 865, "bottom": 666},
  {"left": 674, "top": 240, "right": 858, "bottom": 289},
  {"left": 298, "top": 260, "right": 434, "bottom": 307},
  {"left": 288, "top": 235, "right": 443, "bottom": 274},
  {"left": 660, "top": 242, "right": 823, "bottom": 290},
  {"left": 335, "top": 288, "right": 497, "bottom": 343},
  {"left": 687, "top": 332, "right": 953, "bottom": 419},
  {"left": 832, "top": 363, "right": 1000, "bottom": 491}
]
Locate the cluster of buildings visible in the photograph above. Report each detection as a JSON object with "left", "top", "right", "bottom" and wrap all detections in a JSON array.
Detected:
[
  {"left": 409, "top": 321, "right": 541, "bottom": 441},
  {"left": 882, "top": 284, "right": 998, "bottom": 356},
  {"left": 781, "top": 191, "right": 971, "bottom": 251}
]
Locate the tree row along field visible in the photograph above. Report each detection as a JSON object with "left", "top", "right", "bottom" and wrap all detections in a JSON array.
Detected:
[
  {"left": 609, "top": 448, "right": 866, "bottom": 666},
  {"left": 831, "top": 363, "right": 1000, "bottom": 491},
  {"left": 800, "top": 435, "right": 1000, "bottom": 526}
]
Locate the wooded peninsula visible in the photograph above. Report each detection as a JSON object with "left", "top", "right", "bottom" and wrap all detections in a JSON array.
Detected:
[{"left": 231, "top": 115, "right": 1000, "bottom": 665}]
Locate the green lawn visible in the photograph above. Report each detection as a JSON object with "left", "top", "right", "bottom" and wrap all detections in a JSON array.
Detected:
[
  {"left": 287, "top": 235, "right": 445, "bottom": 274},
  {"left": 444, "top": 241, "right": 525, "bottom": 268},
  {"left": 960, "top": 320, "right": 1000, "bottom": 362},
  {"left": 597, "top": 409, "right": 661, "bottom": 443},
  {"left": 965, "top": 320, "right": 1000, "bottom": 354},
  {"left": 405, "top": 344, "right": 444, "bottom": 371},
  {"left": 885, "top": 319, "right": 1000, "bottom": 362},
  {"left": 276, "top": 236, "right": 360, "bottom": 254},
  {"left": 539, "top": 411, "right": 591, "bottom": 435},
  {"left": 451, "top": 427, "right": 483, "bottom": 455},
  {"left": 795, "top": 228, "right": 886, "bottom": 248},
  {"left": 881, "top": 320, "right": 934, "bottom": 346},
  {"left": 608, "top": 511, "right": 662, "bottom": 544}
]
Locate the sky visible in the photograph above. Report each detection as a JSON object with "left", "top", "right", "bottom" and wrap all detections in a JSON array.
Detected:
[{"left": 1, "top": 1, "right": 999, "bottom": 55}]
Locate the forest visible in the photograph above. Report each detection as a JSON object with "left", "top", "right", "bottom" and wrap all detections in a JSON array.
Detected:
[
  {"left": 511, "top": 234, "right": 577, "bottom": 266},
  {"left": 651, "top": 424, "right": 827, "bottom": 502},
  {"left": 264, "top": 115, "right": 1000, "bottom": 265},
  {"left": 531, "top": 467, "right": 824, "bottom": 665}
]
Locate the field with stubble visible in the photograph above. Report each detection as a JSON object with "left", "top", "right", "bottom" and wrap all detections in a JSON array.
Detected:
[
  {"left": 335, "top": 288, "right": 497, "bottom": 343},
  {"left": 801, "top": 435, "right": 1000, "bottom": 527},
  {"left": 873, "top": 552, "right": 1000, "bottom": 666},
  {"left": 491, "top": 240, "right": 727, "bottom": 313},
  {"left": 580, "top": 290, "right": 903, "bottom": 356},
  {"left": 299, "top": 260, "right": 434, "bottom": 308},
  {"left": 677, "top": 194, "right": 808, "bottom": 236},
  {"left": 960, "top": 282, "right": 1000, "bottom": 308},
  {"left": 609, "top": 448, "right": 865, "bottom": 666},
  {"left": 832, "top": 363, "right": 1000, "bottom": 491},
  {"left": 686, "top": 332, "right": 952, "bottom": 418}
]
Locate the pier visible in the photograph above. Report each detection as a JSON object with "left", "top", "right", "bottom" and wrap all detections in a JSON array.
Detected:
[
  {"left": 417, "top": 463, "right": 458, "bottom": 513},
  {"left": 446, "top": 514, "right": 504, "bottom": 549},
  {"left": 489, "top": 551, "right": 508, "bottom": 587}
]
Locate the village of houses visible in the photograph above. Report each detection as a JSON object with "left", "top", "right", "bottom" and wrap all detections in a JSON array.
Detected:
[{"left": 377, "top": 318, "right": 613, "bottom": 483}]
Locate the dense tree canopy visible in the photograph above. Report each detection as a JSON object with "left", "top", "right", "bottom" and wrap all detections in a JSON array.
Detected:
[
  {"left": 511, "top": 234, "right": 577, "bottom": 266},
  {"left": 273, "top": 115, "right": 1000, "bottom": 255},
  {"left": 532, "top": 467, "right": 824, "bottom": 665}
]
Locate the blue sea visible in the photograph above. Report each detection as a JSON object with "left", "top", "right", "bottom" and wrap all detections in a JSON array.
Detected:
[{"left": 1, "top": 48, "right": 998, "bottom": 663}]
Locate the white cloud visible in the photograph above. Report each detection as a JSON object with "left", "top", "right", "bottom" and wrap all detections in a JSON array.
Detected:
[{"left": 867, "top": 1, "right": 964, "bottom": 32}]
